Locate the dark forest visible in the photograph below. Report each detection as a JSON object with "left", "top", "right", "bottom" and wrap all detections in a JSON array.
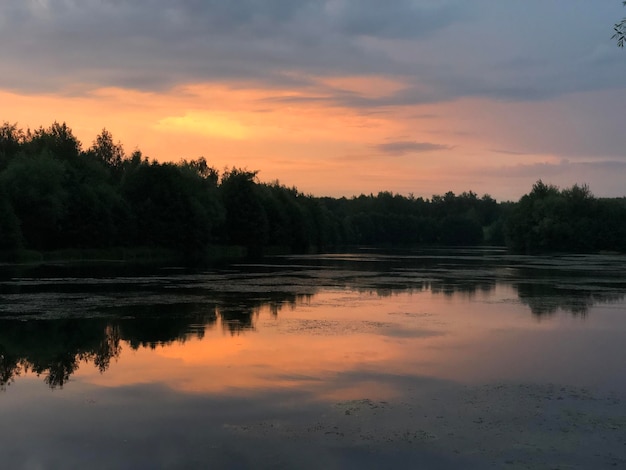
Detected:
[{"left": 1, "top": 121, "right": 625, "bottom": 262}]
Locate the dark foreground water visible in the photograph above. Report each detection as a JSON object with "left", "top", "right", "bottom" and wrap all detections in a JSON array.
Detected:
[{"left": 1, "top": 248, "right": 625, "bottom": 469}]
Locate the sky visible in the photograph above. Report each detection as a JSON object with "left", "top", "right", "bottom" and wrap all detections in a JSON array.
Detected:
[{"left": 1, "top": 0, "right": 625, "bottom": 201}]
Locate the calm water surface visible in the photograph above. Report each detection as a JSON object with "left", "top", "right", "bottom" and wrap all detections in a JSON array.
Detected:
[{"left": 1, "top": 249, "right": 625, "bottom": 469}]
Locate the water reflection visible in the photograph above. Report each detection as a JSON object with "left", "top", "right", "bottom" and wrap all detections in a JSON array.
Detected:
[
  {"left": 0, "top": 319, "right": 122, "bottom": 389},
  {"left": 516, "top": 282, "right": 626, "bottom": 317},
  {"left": 0, "top": 249, "right": 625, "bottom": 389},
  {"left": 0, "top": 300, "right": 300, "bottom": 389}
]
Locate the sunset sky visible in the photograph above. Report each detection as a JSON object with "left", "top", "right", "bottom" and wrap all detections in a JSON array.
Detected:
[{"left": 2, "top": 0, "right": 625, "bottom": 200}]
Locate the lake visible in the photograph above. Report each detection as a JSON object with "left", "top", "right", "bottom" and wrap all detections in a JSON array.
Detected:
[{"left": 1, "top": 248, "right": 625, "bottom": 469}]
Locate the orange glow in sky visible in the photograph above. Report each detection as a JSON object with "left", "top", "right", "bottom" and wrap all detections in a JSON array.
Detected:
[
  {"left": 5, "top": 76, "right": 624, "bottom": 201},
  {"left": 3, "top": 74, "right": 626, "bottom": 200},
  {"left": 1, "top": 1, "right": 625, "bottom": 199}
]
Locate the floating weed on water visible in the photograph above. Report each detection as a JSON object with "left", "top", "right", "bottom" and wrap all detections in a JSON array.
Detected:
[
  {"left": 335, "top": 398, "right": 389, "bottom": 416},
  {"left": 277, "top": 318, "right": 393, "bottom": 336}
]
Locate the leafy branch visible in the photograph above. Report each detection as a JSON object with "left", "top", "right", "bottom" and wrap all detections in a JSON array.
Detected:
[{"left": 614, "top": 1, "right": 626, "bottom": 47}]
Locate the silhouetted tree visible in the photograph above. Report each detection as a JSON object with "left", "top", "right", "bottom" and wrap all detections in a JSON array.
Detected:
[
  {"left": 122, "top": 162, "right": 221, "bottom": 253},
  {"left": 219, "top": 168, "right": 269, "bottom": 251},
  {"left": 0, "top": 186, "right": 22, "bottom": 252},
  {"left": 0, "top": 153, "right": 68, "bottom": 249},
  {"left": 181, "top": 157, "right": 219, "bottom": 184},
  {"left": 23, "top": 122, "right": 82, "bottom": 163},
  {"left": 0, "top": 122, "right": 24, "bottom": 170},
  {"left": 61, "top": 154, "right": 129, "bottom": 247},
  {"left": 0, "top": 345, "right": 21, "bottom": 390},
  {"left": 88, "top": 128, "right": 125, "bottom": 171},
  {"left": 504, "top": 180, "right": 625, "bottom": 253},
  {"left": 439, "top": 215, "right": 483, "bottom": 246}
]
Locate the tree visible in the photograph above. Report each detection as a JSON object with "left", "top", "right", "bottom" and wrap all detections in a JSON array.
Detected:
[
  {"left": 88, "top": 129, "right": 125, "bottom": 171},
  {"left": 24, "top": 122, "right": 82, "bottom": 162},
  {"left": 181, "top": 157, "right": 219, "bottom": 185},
  {"left": 439, "top": 215, "right": 483, "bottom": 246},
  {"left": 502, "top": 181, "right": 625, "bottom": 253},
  {"left": 61, "top": 156, "right": 128, "bottom": 248},
  {"left": 0, "top": 122, "right": 24, "bottom": 169},
  {"left": 0, "top": 187, "right": 22, "bottom": 251},
  {"left": 615, "top": 1, "right": 626, "bottom": 47},
  {"left": 219, "top": 168, "right": 269, "bottom": 250},
  {"left": 0, "top": 153, "right": 68, "bottom": 250},
  {"left": 121, "top": 161, "right": 221, "bottom": 253}
]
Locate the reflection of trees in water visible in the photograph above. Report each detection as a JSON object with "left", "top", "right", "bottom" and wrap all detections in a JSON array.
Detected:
[
  {"left": 219, "top": 307, "right": 256, "bottom": 335},
  {"left": 0, "top": 346, "right": 22, "bottom": 390},
  {"left": 430, "top": 279, "right": 495, "bottom": 298},
  {"left": 352, "top": 273, "right": 625, "bottom": 318},
  {"left": 2, "top": 251, "right": 625, "bottom": 389},
  {"left": 216, "top": 293, "right": 310, "bottom": 335},
  {"left": 0, "top": 292, "right": 310, "bottom": 389},
  {"left": 116, "top": 304, "right": 218, "bottom": 350},
  {"left": 0, "top": 319, "right": 122, "bottom": 390},
  {"left": 355, "top": 278, "right": 496, "bottom": 299},
  {"left": 516, "top": 282, "right": 625, "bottom": 317}
]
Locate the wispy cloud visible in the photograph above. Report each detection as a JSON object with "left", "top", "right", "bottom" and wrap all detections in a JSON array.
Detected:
[
  {"left": 481, "top": 159, "right": 626, "bottom": 179},
  {"left": 490, "top": 149, "right": 528, "bottom": 156},
  {"left": 374, "top": 140, "right": 453, "bottom": 156}
]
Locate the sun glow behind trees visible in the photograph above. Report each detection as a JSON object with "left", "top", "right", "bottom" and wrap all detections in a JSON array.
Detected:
[{"left": 0, "top": 121, "right": 625, "bottom": 259}]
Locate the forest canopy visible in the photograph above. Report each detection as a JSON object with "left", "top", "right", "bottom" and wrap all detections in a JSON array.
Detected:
[{"left": 0, "top": 121, "right": 625, "bottom": 261}]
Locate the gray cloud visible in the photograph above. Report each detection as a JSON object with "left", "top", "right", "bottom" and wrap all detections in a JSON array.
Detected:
[
  {"left": 374, "top": 140, "right": 453, "bottom": 156},
  {"left": 330, "top": 0, "right": 458, "bottom": 39},
  {"left": 491, "top": 149, "right": 528, "bottom": 156},
  {"left": 0, "top": 0, "right": 624, "bottom": 109},
  {"left": 482, "top": 159, "right": 626, "bottom": 179},
  {"left": 0, "top": 0, "right": 463, "bottom": 93}
]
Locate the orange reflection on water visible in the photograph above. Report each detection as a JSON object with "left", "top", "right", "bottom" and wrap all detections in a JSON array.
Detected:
[{"left": 74, "top": 284, "right": 549, "bottom": 401}]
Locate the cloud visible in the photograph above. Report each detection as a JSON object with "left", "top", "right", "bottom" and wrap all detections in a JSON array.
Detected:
[
  {"left": 490, "top": 149, "right": 528, "bottom": 156},
  {"left": 329, "top": 0, "right": 458, "bottom": 39},
  {"left": 0, "top": 0, "right": 624, "bottom": 111},
  {"left": 374, "top": 140, "right": 452, "bottom": 156},
  {"left": 0, "top": 0, "right": 464, "bottom": 93},
  {"left": 481, "top": 159, "right": 626, "bottom": 179}
]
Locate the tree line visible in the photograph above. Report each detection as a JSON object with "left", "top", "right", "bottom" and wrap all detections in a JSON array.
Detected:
[{"left": 0, "top": 121, "right": 624, "bottom": 259}]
